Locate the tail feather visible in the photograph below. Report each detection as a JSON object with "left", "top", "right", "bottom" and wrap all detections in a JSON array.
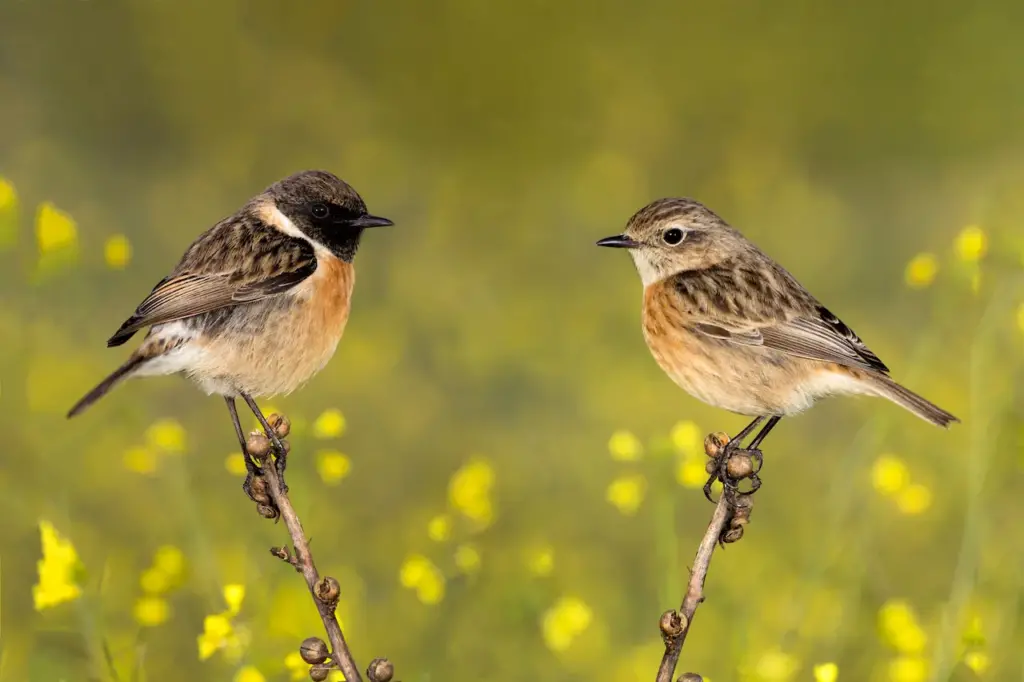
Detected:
[
  {"left": 67, "top": 355, "right": 145, "bottom": 418},
  {"left": 867, "top": 372, "right": 959, "bottom": 428}
]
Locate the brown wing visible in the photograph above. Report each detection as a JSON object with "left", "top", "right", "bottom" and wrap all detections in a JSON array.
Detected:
[
  {"left": 107, "top": 216, "right": 316, "bottom": 347},
  {"left": 674, "top": 259, "right": 890, "bottom": 374}
]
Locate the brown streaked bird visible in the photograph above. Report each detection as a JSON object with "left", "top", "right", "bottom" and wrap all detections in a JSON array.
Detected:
[
  {"left": 598, "top": 198, "right": 957, "bottom": 498},
  {"left": 68, "top": 170, "right": 393, "bottom": 499}
]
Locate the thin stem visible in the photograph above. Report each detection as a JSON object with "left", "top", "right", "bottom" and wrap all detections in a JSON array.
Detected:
[
  {"left": 655, "top": 489, "right": 736, "bottom": 682},
  {"left": 258, "top": 437, "right": 363, "bottom": 682}
]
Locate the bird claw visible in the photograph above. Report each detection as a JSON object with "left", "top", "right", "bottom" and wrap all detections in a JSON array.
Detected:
[
  {"left": 242, "top": 471, "right": 259, "bottom": 502},
  {"left": 241, "top": 451, "right": 265, "bottom": 502},
  {"left": 703, "top": 441, "right": 762, "bottom": 503},
  {"left": 748, "top": 448, "right": 764, "bottom": 474},
  {"left": 737, "top": 472, "right": 762, "bottom": 496}
]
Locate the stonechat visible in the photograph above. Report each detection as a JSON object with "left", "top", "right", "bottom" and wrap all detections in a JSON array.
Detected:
[
  {"left": 68, "top": 170, "right": 393, "bottom": 499},
  {"left": 598, "top": 198, "right": 958, "bottom": 498}
]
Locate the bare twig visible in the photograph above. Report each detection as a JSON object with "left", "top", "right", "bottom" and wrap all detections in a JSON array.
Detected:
[
  {"left": 259, "top": 444, "right": 365, "bottom": 682},
  {"left": 246, "top": 413, "right": 397, "bottom": 682},
  {"left": 655, "top": 432, "right": 757, "bottom": 682}
]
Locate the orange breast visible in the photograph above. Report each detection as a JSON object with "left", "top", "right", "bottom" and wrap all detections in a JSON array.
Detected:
[
  {"left": 192, "top": 254, "right": 355, "bottom": 397},
  {"left": 641, "top": 280, "right": 789, "bottom": 416},
  {"left": 311, "top": 255, "right": 354, "bottom": 335}
]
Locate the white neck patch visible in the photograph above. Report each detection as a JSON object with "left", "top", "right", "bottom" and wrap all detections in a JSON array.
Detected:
[
  {"left": 629, "top": 249, "right": 669, "bottom": 288},
  {"left": 259, "top": 202, "right": 331, "bottom": 256}
]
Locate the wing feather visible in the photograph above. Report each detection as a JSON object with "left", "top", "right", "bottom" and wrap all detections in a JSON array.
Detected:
[
  {"left": 672, "top": 260, "right": 890, "bottom": 374},
  {"left": 107, "top": 218, "right": 317, "bottom": 346}
]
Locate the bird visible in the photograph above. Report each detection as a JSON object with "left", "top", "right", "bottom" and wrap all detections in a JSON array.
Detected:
[
  {"left": 68, "top": 170, "right": 393, "bottom": 500},
  {"left": 597, "top": 197, "right": 958, "bottom": 499}
]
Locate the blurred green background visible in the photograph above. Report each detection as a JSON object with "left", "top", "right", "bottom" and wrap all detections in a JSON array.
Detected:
[{"left": 1, "top": 1, "right": 1023, "bottom": 681}]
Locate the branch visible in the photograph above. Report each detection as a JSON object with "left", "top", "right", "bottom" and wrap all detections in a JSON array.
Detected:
[
  {"left": 246, "top": 414, "right": 396, "bottom": 682},
  {"left": 655, "top": 432, "right": 757, "bottom": 682}
]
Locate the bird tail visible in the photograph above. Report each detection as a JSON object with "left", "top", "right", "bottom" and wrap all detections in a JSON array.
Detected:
[
  {"left": 67, "top": 354, "right": 145, "bottom": 418},
  {"left": 864, "top": 372, "right": 959, "bottom": 428}
]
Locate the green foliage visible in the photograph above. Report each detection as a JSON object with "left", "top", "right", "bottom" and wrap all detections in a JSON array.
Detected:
[{"left": 1, "top": 2, "right": 1023, "bottom": 681}]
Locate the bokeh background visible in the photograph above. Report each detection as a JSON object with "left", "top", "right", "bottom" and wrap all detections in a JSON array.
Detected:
[{"left": 1, "top": 1, "right": 1023, "bottom": 681}]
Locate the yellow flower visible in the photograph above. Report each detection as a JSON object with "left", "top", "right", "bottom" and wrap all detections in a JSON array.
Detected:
[
  {"left": 146, "top": 418, "right": 186, "bottom": 453},
  {"left": 316, "top": 450, "right": 351, "bottom": 485},
  {"left": 813, "top": 662, "right": 839, "bottom": 682},
  {"left": 133, "top": 596, "right": 170, "bottom": 627},
  {"left": 904, "top": 253, "right": 938, "bottom": 289},
  {"left": 313, "top": 408, "right": 346, "bottom": 438},
  {"left": 1015, "top": 303, "right": 1024, "bottom": 336},
  {"left": 963, "top": 651, "right": 989, "bottom": 674},
  {"left": 104, "top": 234, "right": 132, "bottom": 269},
  {"left": 223, "top": 584, "right": 246, "bottom": 615},
  {"left": 608, "top": 429, "right": 643, "bottom": 461},
  {"left": 284, "top": 652, "right": 307, "bottom": 681},
  {"left": 871, "top": 455, "right": 909, "bottom": 496},
  {"left": 0, "top": 177, "right": 17, "bottom": 249},
  {"left": 878, "top": 600, "right": 928, "bottom": 654},
  {"left": 234, "top": 666, "right": 266, "bottom": 682},
  {"left": 154, "top": 545, "right": 185, "bottom": 578},
  {"left": 606, "top": 474, "right": 647, "bottom": 515},
  {"left": 670, "top": 420, "right": 702, "bottom": 455},
  {"left": 140, "top": 567, "right": 171, "bottom": 594},
  {"left": 525, "top": 546, "right": 555, "bottom": 577},
  {"left": 541, "top": 596, "right": 592, "bottom": 652},
  {"left": 398, "top": 554, "right": 445, "bottom": 605},
  {"left": 225, "top": 453, "right": 249, "bottom": 476},
  {"left": 454, "top": 544, "right": 481, "bottom": 574},
  {"left": 197, "top": 613, "right": 235, "bottom": 660},
  {"left": 427, "top": 514, "right": 451, "bottom": 542},
  {"left": 196, "top": 585, "right": 249, "bottom": 662},
  {"left": 753, "top": 648, "right": 798, "bottom": 681},
  {"left": 954, "top": 225, "right": 986, "bottom": 262},
  {"left": 448, "top": 457, "right": 496, "bottom": 526},
  {"left": 415, "top": 571, "right": 445, "bottom": 605},
  {"left": 0, "top": 177, "right": 15, "bottom": 211},
  {"left": 895, "top": 484, "right": 932, "bottom": 515},
  {"left": 399, "top": 554, "right": 432, "bottom": 588},
  {"left": 36, "top": 202, "right": 77, "bottom": 254},
  {"left": 123, "top": 445, "right": 158, "bottom": 474},
  {"left": 887, "top": 655, "right": 928, "bottom": 682},
  {"left": 33, "top": 520, "right": 83, "bottom": 610},
  {"left": 676, "top": 457, "right": 709, "bottom": 489}
]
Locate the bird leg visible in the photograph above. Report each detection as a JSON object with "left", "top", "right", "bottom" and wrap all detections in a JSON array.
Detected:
[
  {"left": 741, "top": 415, "right": 780, "bottom": 482},
  {"left": 240, "top": 392, "right": 290, "bottom": 494},
  {"left": 225, "top": 396, "right": 264, "bottom": 502}
]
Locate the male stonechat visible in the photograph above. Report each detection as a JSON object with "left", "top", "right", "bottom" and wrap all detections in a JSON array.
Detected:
[
  {"left": 68, "top": 170, "right": 393, "bottom": 499},
  {"left": 598, "top": 198, "right": 957, "bottom": 498}
]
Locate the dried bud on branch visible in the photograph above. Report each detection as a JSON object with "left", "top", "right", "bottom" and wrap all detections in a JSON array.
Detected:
[
  {"left": 246, "top": 433, "right": 272, "bottom": 459},
  {"left": 703, "top": 432, "right": 730, "bottom": 458},
  {"left": 267, "top": 413, "right": 291, "bottom": 438},
  {"left": 659, "top": 610, "right": 687, "bottom": 641},
  {"left": 300, "top": 637, "right": 330, "bottom": 665},
  {"left": 315, "top": 576, "right": 341, "bottom": 605},
  {"left": 256, "top": 503, "right": 280, "bottom": 520},
  {"left": 367, "top": 658, "right": 395, "bottom": 682},
  {"left": 725, "top": 453, "right": 753, "bottom": 480}
]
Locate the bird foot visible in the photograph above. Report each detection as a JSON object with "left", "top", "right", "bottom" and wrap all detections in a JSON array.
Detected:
[{"left": 703, "top": 441, "right": 763, "bottom": 503}]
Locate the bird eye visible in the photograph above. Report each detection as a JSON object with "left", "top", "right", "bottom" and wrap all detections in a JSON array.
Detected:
[
  {"left": 311, "top": 203, "right": 330, "bottom": 219},
  {"left": 663, "top": 228, "right": 685, "bottom": 245}
]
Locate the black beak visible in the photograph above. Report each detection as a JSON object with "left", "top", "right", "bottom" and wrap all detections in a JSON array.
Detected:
[
  {"left": 596, "top": 234, "right": 640, "bottom": 249},
  {"left": 347, "top": 214, "right": 394, "bottom": 228}
]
